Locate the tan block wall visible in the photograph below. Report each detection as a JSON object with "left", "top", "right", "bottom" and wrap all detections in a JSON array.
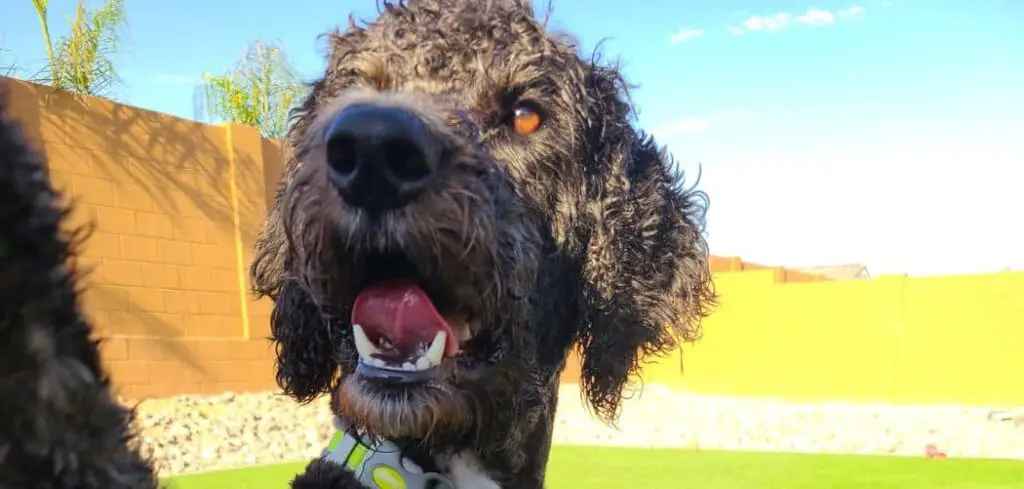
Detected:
[{"left": 3, "top": 78, "right": 277, "bottom": 399}]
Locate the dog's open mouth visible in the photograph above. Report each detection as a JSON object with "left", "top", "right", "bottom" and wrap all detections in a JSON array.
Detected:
[
  {"left": 349, "top": 253, "right": 480, "bottom": 383},
  {"left": 351, "top": 279, "right": 463, "bottom": 381}
]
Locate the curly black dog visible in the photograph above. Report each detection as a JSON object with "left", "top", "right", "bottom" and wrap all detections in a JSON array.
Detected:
[
  {"left": 0, "top": 91, "right": 158, "bottom": 487},
  {"left": 249, "top": 0, "right": 715, "bottom": 487}
]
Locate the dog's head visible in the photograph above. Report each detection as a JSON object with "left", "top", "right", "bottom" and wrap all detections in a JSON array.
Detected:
[{"left": 251, "top": 0, "right": 714, "bottom": 447}]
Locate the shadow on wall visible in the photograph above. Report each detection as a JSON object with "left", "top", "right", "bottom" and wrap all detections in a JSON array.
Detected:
[{"left": 2, "top": 77, "right": 279, "bottom": 399}]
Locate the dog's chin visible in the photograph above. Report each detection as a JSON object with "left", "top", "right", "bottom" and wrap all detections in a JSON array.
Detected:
[
  {"left": 335, "top": 324, "right": 507, "bottom": 441},
  {"left": 335, "top": 372, "right": 474, "bottom": 441}
]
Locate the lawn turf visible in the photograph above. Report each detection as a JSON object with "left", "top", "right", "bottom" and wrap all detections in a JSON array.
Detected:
[{"left": 163, "top": 446, "right": 1024, "bottom": 489}]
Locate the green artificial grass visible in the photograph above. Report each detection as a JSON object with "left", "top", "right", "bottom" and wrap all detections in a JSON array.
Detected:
[{"left": 163, "top": 445, "right": 1024, "bottom": 489}]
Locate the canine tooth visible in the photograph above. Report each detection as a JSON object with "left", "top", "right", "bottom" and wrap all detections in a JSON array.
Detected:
[
  {"left": 425, "top": 331, "right": 446, "bottom": 365},
  {"left": 402, "top": 362, "right": 416, "bottom": 371},
  {"left": 353, "top": 325, "right": 380, "bottom": 360},
  {"left": 415, "top": 356, "right": 431, "bottom": 370}
]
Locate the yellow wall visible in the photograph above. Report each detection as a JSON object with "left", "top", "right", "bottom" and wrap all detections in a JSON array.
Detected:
[{"left": 644, "top": 269, "right": 1024, "bottom": 406}]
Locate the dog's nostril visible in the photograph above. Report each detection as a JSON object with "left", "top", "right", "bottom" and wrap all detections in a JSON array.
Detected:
[
  {"left": 323, "top": 104, "right": 443, "bottom": 210},
  {"left": 326, "top": 134, "right": 359, "bottom": 176},
  {"left": 381, "top": 138, "right": 431, "bottom": 182}
]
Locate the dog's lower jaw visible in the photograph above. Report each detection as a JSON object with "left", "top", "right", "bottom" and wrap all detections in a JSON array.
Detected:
[{"left": 334, "top": 375, "right": 474, "bottom": 441}]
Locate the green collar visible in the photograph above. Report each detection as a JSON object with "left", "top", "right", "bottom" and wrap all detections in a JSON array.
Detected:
[{"left": 321, "top": 417, "right": 455, "bottom": 489}]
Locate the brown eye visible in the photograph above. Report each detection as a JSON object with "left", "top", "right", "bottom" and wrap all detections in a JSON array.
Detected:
[{"left": 511, "top": 103, "right": 543, "bottom": 136}]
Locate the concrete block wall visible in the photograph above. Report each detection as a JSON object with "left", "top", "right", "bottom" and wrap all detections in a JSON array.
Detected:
[{"left": 3, "top": 78, "right": 276, "bottom": 399}]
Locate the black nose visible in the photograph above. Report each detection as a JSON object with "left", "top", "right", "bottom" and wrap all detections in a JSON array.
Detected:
[{"left": 323, "top": 104, "right": 442, "bottom": 211}]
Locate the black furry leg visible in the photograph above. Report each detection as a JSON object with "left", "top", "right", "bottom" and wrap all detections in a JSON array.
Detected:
[
  {"left": 291, "top": 459, "right": 366, "bottom": 489},
  {"left": 0, "top": 92, "right": 158, "bottom": 487}
]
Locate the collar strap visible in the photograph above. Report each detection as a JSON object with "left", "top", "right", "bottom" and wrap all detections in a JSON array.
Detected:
[{"left": 321, "top": 417, "right": 455, "bottom": 489}]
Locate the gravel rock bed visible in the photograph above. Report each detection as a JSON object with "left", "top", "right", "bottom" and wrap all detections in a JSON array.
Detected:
[
  {"left": 555, "top": 385, "right": 1024, "bottom": 459},
  {"left": 129, "top": 385, "right": 1024, "bottom": 476},
  {"left": 131, "top": 392, "right": 335, "bottom": 476}
]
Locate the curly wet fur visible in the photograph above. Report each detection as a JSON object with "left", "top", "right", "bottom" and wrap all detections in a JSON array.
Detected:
[
  {"left": 0, "top": 88, "right": 158, "bottom": 488},
  {"left": 251, "top": 0, "right": 715, "bottom": 487}
]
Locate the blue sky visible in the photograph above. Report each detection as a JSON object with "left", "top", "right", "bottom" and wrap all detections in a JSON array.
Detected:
[{"left": 2, "top": 0, "right": 1022, "bottom": 276}]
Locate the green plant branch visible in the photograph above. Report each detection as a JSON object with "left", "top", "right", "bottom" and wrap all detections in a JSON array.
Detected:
[
  {"left": 30, "top": 0, "right": 127, "bottom": 97},
  {"left": 31, "top": 0, "right": 58, "bottom": 85},
  {"left": 195, "top": 40, "right": 308, "bottom": 139}
]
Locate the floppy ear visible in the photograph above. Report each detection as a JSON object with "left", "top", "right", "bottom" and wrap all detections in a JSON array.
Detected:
[
  {"left": 576, "top": 68, "right": 716, "bottom": 423},
  {"left": 271, "top": 279, "right": 341, "bottom": 402}
]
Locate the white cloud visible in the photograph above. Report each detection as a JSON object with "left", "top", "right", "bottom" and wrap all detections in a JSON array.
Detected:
[
  {"left": 840, "top": 6, "right": 865, "bottom": 17},
  {"left": 742, "top": 12, "right": 791, "bottom": 33},
  {"left": 669, "top": 28, "right": 704, "bottom": 44},
  {"left": 795, "top": 8, "right": 836, "bottom": 26},
  {"left": 728, "top": 6, "right": 864, "bottom": 35},
  {"left": 671, "top": 5, "right": 868, "bottom": 43}
]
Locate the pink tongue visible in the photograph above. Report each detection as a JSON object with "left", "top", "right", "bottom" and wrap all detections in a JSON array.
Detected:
[{"left": 351, "top": 280, "right": 456, "bottom": 357}]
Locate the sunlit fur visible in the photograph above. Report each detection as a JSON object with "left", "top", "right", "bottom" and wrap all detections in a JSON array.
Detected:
[{"left": 250, "top": 0, "right": 716, "bottom": 487}]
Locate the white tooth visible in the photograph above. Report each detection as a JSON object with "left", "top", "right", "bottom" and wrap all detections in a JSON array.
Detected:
[
  {"left": 415, "top": 356, "right": 431, "bottom": 370},
  {"left": 370, "top": 357, "right": 387, "bottom": 368},
  {"left": 401, "top": 362, "right": 416, "bottom": 371},
  {"left": 425, "top": 331, "right": 446, "bottom": 365},
  {"left": 352, "top": 325, "right": 380, "bottom": 360},
  {"left": 459, "top": 326, "right": 472, "bottom": 342}
]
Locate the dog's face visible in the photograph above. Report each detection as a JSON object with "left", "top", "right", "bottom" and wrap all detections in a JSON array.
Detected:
[{"left": 251, "top": 0, "right": 714, "bottom": 449}]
